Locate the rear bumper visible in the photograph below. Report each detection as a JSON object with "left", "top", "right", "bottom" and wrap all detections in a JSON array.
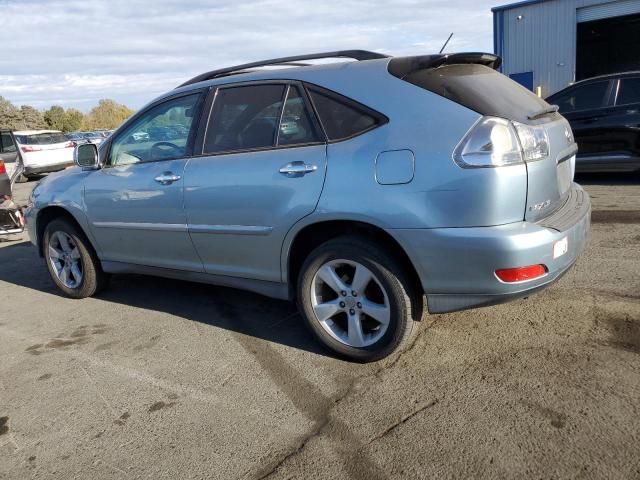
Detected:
[
  {"left": 391, "top": 182, "right": 591, "bottom": 314},
  {"left": 24, "top": 161, "right": 73, "bottom": 175}
]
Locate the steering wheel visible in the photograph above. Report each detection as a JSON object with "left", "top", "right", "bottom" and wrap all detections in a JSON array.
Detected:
[{"left": 150, "top": 141, "right": 183, "bottom": 159}]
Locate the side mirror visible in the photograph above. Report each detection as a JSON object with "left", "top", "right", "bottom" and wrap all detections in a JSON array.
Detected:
[{"left": 74, "top": 143, "right": 99, "bottom": 169}]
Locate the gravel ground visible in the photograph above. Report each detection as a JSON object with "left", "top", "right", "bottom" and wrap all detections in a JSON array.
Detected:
[{"left": 1, "top": 174, "right": 639, "bottom": 480}]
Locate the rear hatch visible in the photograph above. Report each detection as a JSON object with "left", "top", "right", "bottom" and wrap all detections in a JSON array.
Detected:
[{"left": 389, "top": 54, "right": 577, "bottom": 222}]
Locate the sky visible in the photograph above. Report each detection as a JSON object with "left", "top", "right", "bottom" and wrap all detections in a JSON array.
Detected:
[{"left": 0, "top": 0, "right": 498, "bottom": 112}]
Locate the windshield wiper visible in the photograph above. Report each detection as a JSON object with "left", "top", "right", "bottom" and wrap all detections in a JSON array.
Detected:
[{"left": 528, "top": 105, "right": 559, "bottom": 120}]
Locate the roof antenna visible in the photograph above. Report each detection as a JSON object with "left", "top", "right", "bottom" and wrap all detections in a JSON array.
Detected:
[{"left": 439, "top": 32, "right": 454, "bottom": 54}]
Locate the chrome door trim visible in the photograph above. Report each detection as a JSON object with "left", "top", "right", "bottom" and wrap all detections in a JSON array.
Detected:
[
  {"left": 92, "top": 222, "right": 188, "bottom": 232},
  {"left": 188, "top": 224, "right": 273, "bottom": 235}
]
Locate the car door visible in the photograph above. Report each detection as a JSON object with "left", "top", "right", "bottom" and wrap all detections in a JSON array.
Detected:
[
  {"left": 83, "top": 91, "right": 205, "bottom": 271},
  {"left": 606, "top": 76, "right": 640, "bottom": 166},
  {"left": 551, "top": 80, "right": 614, "bottom": 158},
  {"left": 183, "top": 82, "right": 327, "bottom": 282}
]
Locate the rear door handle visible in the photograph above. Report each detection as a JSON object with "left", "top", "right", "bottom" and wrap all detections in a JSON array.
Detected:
[
  {"left": 154, "top": 172, "right": 181, "bottom": 185},
  {"left": 279, "top": 161, "right": 318, "bottom": 176}
]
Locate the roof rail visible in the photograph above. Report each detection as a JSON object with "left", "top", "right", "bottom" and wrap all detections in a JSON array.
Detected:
[{"left": 177, "top": 50, "right": 390, "bottom": 88}]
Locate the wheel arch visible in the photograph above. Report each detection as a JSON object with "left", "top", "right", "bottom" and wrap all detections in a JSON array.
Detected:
[
  {"left": 284, "top": 219, "right": 423, "bottom": 302},
  {"left": 36, "top": 206, "right": 97, "bottom": 258}
]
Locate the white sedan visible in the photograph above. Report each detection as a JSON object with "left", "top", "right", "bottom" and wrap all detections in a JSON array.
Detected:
[{"left": 14, "top": 130, "right": 75, "bottom": 178}]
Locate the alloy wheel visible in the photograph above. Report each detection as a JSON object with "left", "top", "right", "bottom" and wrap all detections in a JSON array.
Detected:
[
  {"left": 310, "top": 259, "right": 390, "bottom": 348},
  {"left": 48, "top": 231, "right": 83, "bottom": 289}
]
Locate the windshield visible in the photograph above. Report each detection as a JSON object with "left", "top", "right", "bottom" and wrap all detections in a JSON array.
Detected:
[{"left": 16, "top": 132, "right": 68, "bottom": 145}]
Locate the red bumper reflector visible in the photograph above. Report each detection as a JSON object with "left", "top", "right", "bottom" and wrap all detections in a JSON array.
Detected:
[{"left": 495, "top": 264, "right": 547, "bottom": 283}]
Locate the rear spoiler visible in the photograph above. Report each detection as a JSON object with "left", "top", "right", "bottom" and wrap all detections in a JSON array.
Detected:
[{"left": 388, "top": 52, "right": 501, "bottom": 79}]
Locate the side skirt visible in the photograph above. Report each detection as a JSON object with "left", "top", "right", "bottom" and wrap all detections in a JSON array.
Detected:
[{"left": 101, "top": 261, "right": 290, "bottom": 301}]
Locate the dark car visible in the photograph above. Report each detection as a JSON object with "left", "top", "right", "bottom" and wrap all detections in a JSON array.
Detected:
[
  {"left": 0, "top": 129, "right": 24, "bottom": 183},
  {"left": 547, "top": 72, "right": 640, "bottom": 173},
  {"left": 0, "top": 130, "right": 25, "bottom": 234}
]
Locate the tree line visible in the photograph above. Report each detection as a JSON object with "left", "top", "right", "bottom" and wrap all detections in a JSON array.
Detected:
[{"left": 0, "top": 96, "right": 134, "bottom": 132}]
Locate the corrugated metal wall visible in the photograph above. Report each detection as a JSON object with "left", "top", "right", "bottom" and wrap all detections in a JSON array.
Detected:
[
  {"left": 577, "top": 0, "right": 640, "bottom": 21},
  {"left": 495, "top": 0, "right": 640, "bottom": 96}
]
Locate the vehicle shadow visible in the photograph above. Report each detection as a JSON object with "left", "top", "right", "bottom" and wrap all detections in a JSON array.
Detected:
[
  {"left": 575, "top": 171, "right": 640, "bottom": 185},
  {"left": 0, "top": 241, "right": 328, "bottom": 357}
]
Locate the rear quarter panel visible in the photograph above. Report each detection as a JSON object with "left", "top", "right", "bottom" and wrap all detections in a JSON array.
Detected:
[{"left": 290, "top": 62, "right": 528, "bottom": 229}]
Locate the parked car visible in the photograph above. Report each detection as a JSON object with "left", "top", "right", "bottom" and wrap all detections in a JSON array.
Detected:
[
  {"left": 81, "top": 132, "right": 104, "bottom": 145},
  {"left": 1, "top": 157, "right": 25, "bottom": 235},
  {"left": 0, "top": 129, "right": 21, "bottom": 180},
  {"left": 0, "top": 159, "right": 10, "bottom": 199},
  {"left": 546, "top": 71, "right": 640, "bottom": 172},
  {"left": 0, "top": 132, "right": 25, "bottom": 234},
  {"left": 25, "top": 50, "right": 591, "bottom": 361},
  {"left": 13, "top": 130, "right": 75, "bottom": 179},
  {"left": 66, "top": 132, "right": 88, "bottom": 144}
]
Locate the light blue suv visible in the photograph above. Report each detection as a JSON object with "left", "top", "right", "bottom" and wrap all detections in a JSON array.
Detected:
[{"left": 26, "top": 50, "right": 591, "bottom": 361}]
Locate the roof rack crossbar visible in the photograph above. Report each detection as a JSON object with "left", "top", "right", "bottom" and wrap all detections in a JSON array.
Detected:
[{"left": 177, "top": 50, "right": 389, "bottom": 88}]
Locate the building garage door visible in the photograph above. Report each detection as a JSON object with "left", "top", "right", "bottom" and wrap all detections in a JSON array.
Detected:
[
  {"left": 577, "top": 0, "right": 640, "bottom": 22},
  {"left": 576, "top": 0, "right": 640, "bottom": 80}
]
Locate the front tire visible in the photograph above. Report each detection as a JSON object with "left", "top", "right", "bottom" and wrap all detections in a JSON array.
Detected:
[
  {"left": 297, "top": 236, "right": 422, "bottom": 362},
  {"left": 43, "top": 218, "right": 108, "bottom": 298}
]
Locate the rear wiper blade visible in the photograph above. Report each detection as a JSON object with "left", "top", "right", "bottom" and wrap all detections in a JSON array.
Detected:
[{"left": 528, "top": 105, "right": 559, "bottom": 120}]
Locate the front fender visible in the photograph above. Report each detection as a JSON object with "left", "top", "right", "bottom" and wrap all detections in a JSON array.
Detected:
[{"left": 26, "top": 168, "right": 99, "bottom": 256}]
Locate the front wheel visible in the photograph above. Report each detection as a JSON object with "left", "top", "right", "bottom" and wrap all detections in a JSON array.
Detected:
[
  {"left": 43, "top": 218, "right": 108, "bottom": 298},
  {"left": 297, "top": 236, "right": 422, "bottom": 362}
]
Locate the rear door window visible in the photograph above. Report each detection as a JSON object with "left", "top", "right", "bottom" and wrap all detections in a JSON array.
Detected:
[
  {"left": 616, "top": 78, "right": 640, "bottom": 106},
  {"left": 277, "top": 86, "right": 322, "bottom": 146},
  {"left": 204, "top": 85, "right": 286, "bottom": 154},
  {"left": 553, "top": 81, "right": 610, "bottom": 113},
  {"left": 307, "top": 87, "right": 384, "bottom": 141}
]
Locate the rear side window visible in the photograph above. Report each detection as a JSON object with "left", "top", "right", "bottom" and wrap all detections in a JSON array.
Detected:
[
  {"left": 617, "top": 78, "right": 640, "bottom": 106},
  {"left": 204, "top": 85, "right": 285, "bottom": 154},
  {"left": 307, "top": 87, "right": 383, "bottom": 141},
  {"left": 553, "top": 81, "right": 610, "bottom": 113}
]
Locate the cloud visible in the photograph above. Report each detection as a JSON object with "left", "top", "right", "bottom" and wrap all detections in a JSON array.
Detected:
[{"left": 1, "top": 0, "right": 496, "bottom": 111}]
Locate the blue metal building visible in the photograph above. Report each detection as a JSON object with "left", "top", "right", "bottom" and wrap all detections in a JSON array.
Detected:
[{"left": 493, "top": 0, "right": 640, "bottom": 96}]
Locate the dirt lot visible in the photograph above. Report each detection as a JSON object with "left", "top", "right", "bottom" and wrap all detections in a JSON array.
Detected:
[{"left": 1, "top": 174, "right": 639, "bottom": 480}]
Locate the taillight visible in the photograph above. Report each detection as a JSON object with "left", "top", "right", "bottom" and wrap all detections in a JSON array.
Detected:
[
  {"left": 453, "top": 116, "right": 550, "bottom": 168},
  {"left": 21, "top": 145, "right": 41, "bottom": 153},
  {"left": 453, "top": 117, "right": 523, "bottom": 168},
  {"left": 65, "top": 141, "right": 76, "bottom": 148},
  {"left": 495, "top": 264, "right": 547, "bottom": 283},
  {"left": 0, "top": 160, "right": 5, "bottom": 175}
]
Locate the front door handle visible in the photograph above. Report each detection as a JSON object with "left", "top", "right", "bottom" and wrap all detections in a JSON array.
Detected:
[
  {"left": 279, "top": 161, "right": 318, "bottom": 176},
  {"left": 154, "top": 172, "right": 181, "bottom": 185}
]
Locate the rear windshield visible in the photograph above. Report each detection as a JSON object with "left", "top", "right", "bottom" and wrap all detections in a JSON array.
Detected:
[
  {"left": 392, "top": 63, "right": 552, "bottom": 124},
  {"left": 16, "top": 132, "right": 68, "bottom": 145}
]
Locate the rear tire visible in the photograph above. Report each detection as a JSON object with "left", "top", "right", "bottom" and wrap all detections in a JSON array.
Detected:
[
  {"left": 297, "top": 236, "right": 423, "bottom": 362},
  {"left": 43, "top": 218, "right": 109, "bottom": 298}
]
